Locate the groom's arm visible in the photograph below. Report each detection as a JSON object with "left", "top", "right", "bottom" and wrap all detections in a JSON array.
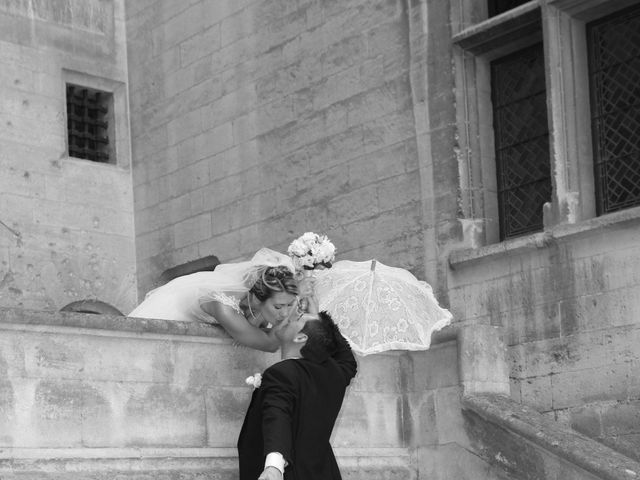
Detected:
[
  {"left": 332, "top": 328, "right": 357, "bottom": 383},
  {"left": 257, "top": 465, "right": 283, "bottom": 480}
]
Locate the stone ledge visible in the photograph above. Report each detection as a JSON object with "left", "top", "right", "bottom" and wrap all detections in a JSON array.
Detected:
[
  {"left": 452, "top": 2, "right": 541, "bottom": 54},
  {"left": 0, "top": 307, "right": 230, "bottom": 340},
  {"left": 449, "top": 205, "right": 640, "bottom": 270},
  {"left": 463, "top": 393, "right": 640, "bottom": 480},
  {"left": 0, "top": 447, "right": 415, "bottom": 480},
  {"left": 0, "top": 446, "right": 411, "bottom": 459},
  {"left": 0, "top": 307, "right": 460, "bottom": 348},
  {"left": 548, "top": 0, "right": 640, "bottom": 21}
]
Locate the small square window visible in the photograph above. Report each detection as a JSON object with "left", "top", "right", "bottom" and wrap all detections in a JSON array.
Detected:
[{"left": 66, "top": 84, "right": 114, "bottom": 164}]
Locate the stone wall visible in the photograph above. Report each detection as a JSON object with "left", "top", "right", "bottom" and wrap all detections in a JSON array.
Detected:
[
  {"left": 0, "top": 0, "right": 137, "bottom": 314},
  {"left": 125, "top": 0, "right": 455, "bottom": 296},
  {"left": 0, "top": 307, "right": 497, "bottom": 480},
  {"left": 449, "top": 212, "right": 640, "bottom": 454}
]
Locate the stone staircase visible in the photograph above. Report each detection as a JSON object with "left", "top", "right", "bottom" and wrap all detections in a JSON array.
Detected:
[{"left": 463, "top": 394, "right": 640, "bottom": 480}]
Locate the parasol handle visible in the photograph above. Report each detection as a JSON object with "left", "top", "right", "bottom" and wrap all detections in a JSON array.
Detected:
[{"left": 370, "top": 259, "right": 377, "bottom": 271}]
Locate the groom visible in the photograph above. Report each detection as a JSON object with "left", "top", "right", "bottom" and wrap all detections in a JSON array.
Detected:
[{"left": 237, "top": 311, "right": 357, "bottom": 480}]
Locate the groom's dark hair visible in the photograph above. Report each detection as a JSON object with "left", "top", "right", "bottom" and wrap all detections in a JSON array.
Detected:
[{"left": 300, "top": 311, "right": 341, "bottom": 362}]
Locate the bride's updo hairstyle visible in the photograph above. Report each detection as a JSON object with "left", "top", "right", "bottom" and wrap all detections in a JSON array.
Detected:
[{"left": 249, "top": 265, "right": 298, "bottom": 302}]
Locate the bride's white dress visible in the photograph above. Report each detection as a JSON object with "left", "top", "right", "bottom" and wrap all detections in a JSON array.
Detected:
[
  {"left": 128, "top": 248, "right": 295, "bottom": 323},
  {"left": 128, "top": 272, "right": 243, "bottom": 322}
]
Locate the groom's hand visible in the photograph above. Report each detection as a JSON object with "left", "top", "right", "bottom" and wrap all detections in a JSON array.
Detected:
[{"left": 258, "top": 465, "right": 282, "bottom": 480}]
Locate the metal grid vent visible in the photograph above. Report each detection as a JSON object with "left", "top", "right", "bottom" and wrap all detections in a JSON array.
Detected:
[
  {"left": 488, "top": 0, "right": 531, "bottom": 17},
  {"left": 588, "top": 5, "right": 640, "bottom": 215},
  {"left": 491, "top": 43, "right": 551, "bottom": 240},
  {"left": 66, "top": 84, "right": 111, "bottom": 163}
]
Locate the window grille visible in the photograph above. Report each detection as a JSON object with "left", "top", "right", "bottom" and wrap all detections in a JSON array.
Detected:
[
  {"left": 588, "top": 5, "right": 640, "bottom": 215},
  {"left": 491, "top": 43, "right": 551, "bottom": 240},
  {"left": 488, "top": 0, "right": 531, "bottom": 18},
  {"left": 66, "top": 84, "right": 112, "bottom": 163}
]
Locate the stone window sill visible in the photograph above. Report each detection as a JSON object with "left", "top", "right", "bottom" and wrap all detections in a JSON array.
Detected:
[{"left": 449, "top": 206, "right": 640, "bottom": 270}]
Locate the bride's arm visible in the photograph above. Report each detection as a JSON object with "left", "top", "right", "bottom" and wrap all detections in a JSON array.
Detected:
[
  {"left": 298, "top": 276, "right": 319, "bottom": 314},
  {"left": 201, "top": 301, "right": 280, "bottom": 352}
]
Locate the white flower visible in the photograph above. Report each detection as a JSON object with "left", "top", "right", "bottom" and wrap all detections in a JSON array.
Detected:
[
  {"left": 288, "top": 238, "right": 308, "bottom": 257},
  {"left": 300, "top": 232, "right": 318, "bottom": 243},
  {"left": 287, "top": 232, "right": 336, "bottom": 272},
  {"left": 315, "top": 240, "right": 335, "bottom": 262},
  {"left": 245, "top": 373, "right": 262, "bottom": 389}
]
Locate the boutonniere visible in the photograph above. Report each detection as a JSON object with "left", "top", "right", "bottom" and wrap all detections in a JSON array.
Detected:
[{"left": 245, "top": 372, "right": 262, "bottom": 389}]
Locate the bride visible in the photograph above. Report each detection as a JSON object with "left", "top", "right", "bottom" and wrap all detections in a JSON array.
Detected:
[{"left": 128, "top": 248, "right": 301, "bottom": 352}]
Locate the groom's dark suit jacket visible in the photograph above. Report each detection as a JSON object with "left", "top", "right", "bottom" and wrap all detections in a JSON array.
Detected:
[{"left": 237, "top": 334, "right": 357, "bottom": 480}]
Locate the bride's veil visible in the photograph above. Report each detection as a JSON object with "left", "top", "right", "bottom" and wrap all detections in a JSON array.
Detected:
[
  {"left": 139, "top": 247, "right": 296, "bottom": 303},
  {"left": 205, "top": 247, "right": 296, "bottom": 294}
]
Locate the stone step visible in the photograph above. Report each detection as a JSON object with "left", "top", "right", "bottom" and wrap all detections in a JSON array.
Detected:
[
  {"left": 463, "top": 394, "right": 640, "bottom": 480},
  {"left": 0, "top": 447, "right": 415, "bottom": 480}
]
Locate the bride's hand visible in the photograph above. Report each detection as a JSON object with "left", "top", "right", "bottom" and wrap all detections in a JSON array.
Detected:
[
  {"left": 303, "top": 294, "right": 319, "bottom": 314},
  {"left": 297, "top": 276, "right": 319, "bottom": 314},
  {"left": 297, "top": 276, "right": 316, "bottom": 297}
]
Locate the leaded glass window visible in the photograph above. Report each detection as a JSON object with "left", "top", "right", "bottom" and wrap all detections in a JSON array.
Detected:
[
  {"left": 588, "top": 5, "right": 640, "bottom": 215},
  {"left": 491, "top": 43, "right": 551, "bottom": 240},
  {"left": 488, "top": 0, "right": 531, "bottom": 18}
]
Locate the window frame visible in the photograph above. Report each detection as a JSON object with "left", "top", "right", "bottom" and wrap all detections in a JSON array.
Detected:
[
  {"left": 66, "top": 83, "right": 114, "bottom": 163},
  {"left": 451, "top": 0, "right": 640, "bottom": 248},
  {"left": 62, "top": 69, "right": 130, "bottom": 168}
]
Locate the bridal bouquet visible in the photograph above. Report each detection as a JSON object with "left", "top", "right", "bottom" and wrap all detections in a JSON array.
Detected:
[{"left": 287, "top": 232, "right": 336, "bottom": 272}]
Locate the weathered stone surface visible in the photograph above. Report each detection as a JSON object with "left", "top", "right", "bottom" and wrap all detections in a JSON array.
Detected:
[
  {"left": 0, "top": 309, "right": 469, "bottom": 478},
  {"left": 450, "top": 211, "right": 640, "bottom": 450},
  {"left": 417, "top": 443, "right": 513, "bottom": 480},
  {"left": 464, "top": 393, "right": 640, "bottom": 480},
  {"left": 0, "top": 0, "right": 135, "bottom": 314},
  {"left": 126, "top": 0, "right": 428, "bottom": 294}
]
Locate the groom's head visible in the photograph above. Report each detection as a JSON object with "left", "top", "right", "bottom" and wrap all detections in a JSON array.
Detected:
[
  {"left": 276, "top": 311, "right": 340, "bottom": 360},
  {"left": 277, "top": 311, "right": 341, "bottom": 362},
  {"left": 299, "top": 311, "right": 340, "bottom": 362}
]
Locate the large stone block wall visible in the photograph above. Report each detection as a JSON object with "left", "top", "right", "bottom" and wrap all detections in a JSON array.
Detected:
[
  {"left": 0, "top": 309, "right": 276, "bottom": 450},
  {"left": 448, "top": 214, "right": 640, "bottom": 453},
  {"left": 125, "top": 0, "right": 451, "bottom": 295},
  {"left": 0, "top": 308, "right": 501, "bottom": 479},
  {"left": 0, "top": 0, "right": 137, "bottom": 314}
]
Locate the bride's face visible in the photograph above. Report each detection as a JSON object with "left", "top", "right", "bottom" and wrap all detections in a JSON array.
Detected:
[{"left": 260, "top": 291, "right": 298, "bottom": 325}]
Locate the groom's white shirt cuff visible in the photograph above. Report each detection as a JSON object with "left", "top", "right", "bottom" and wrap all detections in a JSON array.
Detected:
[{"left": 265, "top": 452, "right": 286, "bottom": 474}]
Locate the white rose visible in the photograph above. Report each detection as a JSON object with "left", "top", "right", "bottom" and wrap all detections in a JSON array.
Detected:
[
  {"left": 288, "top": 239, "right": 308, "bottom": 257},
  {"left": 300, "top": 232, "right": 318, "bottom": 243},
  {"left": 316, "top": 242, "right": 335, "bottom": 262}
]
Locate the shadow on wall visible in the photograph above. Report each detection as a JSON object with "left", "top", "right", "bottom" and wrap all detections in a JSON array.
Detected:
[
  {"left": 160, "top": 255, "right": 220, "bottom": 284},
  {"left": 60, "top": 299, "right": 124, "bottom": 316}
]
